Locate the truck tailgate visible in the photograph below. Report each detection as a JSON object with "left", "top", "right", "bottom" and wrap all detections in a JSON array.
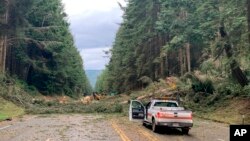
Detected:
[{"left": 155, "top": 108, "right": 192, "bottom": 123}]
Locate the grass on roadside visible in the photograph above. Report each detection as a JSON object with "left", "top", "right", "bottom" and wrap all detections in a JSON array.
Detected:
[
  {"left": 0, "top": 97, "right": 25, "bottom": 121},
  {"left": 0, "top": 113, "right": 8, "bottom": 121}
]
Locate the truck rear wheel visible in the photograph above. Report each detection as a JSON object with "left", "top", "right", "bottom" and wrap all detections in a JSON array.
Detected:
[
  {"left": 182, "top": 128, "right": 189, "bottom": 134},
  {"left": 152, "top": 119, "right": 158, "bottom": 133}
]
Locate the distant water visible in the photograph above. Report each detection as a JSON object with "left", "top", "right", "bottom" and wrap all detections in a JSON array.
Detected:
[{"left": 85, "top": 70, "right": 103, "bottom": 89}]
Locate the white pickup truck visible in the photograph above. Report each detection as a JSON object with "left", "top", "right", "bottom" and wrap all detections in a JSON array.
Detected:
[{"left": 129, "top": 98, "right": 193, "bottom": 134}]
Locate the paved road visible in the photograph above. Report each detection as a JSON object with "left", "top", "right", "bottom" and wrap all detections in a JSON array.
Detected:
[
  {"left": 0, "top": 114, "right": 229, "bottom": 141},
  {"left": 113, "top": 117, "right": 229, "bottom": 141}
]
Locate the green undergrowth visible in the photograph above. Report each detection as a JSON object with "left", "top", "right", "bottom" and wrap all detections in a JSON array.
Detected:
[
  {"left": 0, "top": 79, "right": 125, "bottom": 116},
  {"left": 0, "top": 97, "right": 25, "bottom": 121},
  {"left": 0, "top": 74, "right": 125, "bottom": 116},
  {"left": 0, "top": 75, "right": 35, "bottom": 121},
  {"left": 1, "top": 73, "right": 249, "bottom": 126},
  {"left": 185, "top": 92, "right": 250, "bottom": 124},
  {"left": 0, "top": 113, "right": 8, "bottom": 121},
  {"left": 113, "top": 79, "right": 250, "bottom": 124},
  {"left": 26, "top": 99, "right": 125, "bottom": 115},
  {"left": 183, "top": 83, "right": 250, "bottom": 124},
  {"left": 25, "top": 78, "right": 250, "bottom": 125}
]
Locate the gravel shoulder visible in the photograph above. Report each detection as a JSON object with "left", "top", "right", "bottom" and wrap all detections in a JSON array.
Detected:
[{"left": 0, "top": 114, "right": 121, "bottom": 141}]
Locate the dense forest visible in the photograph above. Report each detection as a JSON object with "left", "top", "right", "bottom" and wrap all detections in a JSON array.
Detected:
[
  {"left": 96, "top": 0, "right": 250, "bottom": 94},
  {"left": 0, "top": 0, "right": 92, "bottom": 97}
]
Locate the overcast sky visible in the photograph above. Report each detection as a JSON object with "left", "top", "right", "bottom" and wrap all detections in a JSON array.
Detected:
[{"left": 62, "top": 0, "right": 125, "bottom": 70}]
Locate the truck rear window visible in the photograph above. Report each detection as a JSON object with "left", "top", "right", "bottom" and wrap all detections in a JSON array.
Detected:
[{"left": 154, "top": 102, "right": 177, "bottom": 107}]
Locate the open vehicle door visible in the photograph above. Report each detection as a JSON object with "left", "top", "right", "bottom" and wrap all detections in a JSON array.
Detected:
[{"left": 129, "top": 100, "right": 145, "bottom": 121}]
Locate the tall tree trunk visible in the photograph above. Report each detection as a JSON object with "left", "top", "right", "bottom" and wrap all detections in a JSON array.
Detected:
[
  {"left": 219, "top": 26, "right": 249, "bottom": 87},
  {"left": 179, "top": 48, "right": 184, "bottom": 76},
  {"left": 5, "top": 41, "right": 11, "bottom": 73},
  {"left": 159, "top": 35, "right": 166, "bottom": 78},
  {"left": 0, "top": 0, "right": 9, "bottom": 73},
  {"left": 2, "top": 35, "right": 7, "bottom": 73},
  {"left": 0, "top": 36, "right": 3, "bottom": 72},
  {"left": 247, "top": 0, "right": 250, "bottom": 45},
  {"left": 186, "top": 43, "right": 191, "bottom": 72},
  {"left": 182, "top": 47, "right": 187, "bottom": 74},
  {"left": 165, "top": 52, "right": 169, "bottom": 76},
  {"left": 160, "top": 57, "right": 164, "bottom": 77},
  {"left": 183, "top": 47, "right": 187, "bottom": 73}
]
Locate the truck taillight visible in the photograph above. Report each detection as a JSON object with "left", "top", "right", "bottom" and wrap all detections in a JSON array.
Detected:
[
  {"left": 156, "top": 112, "right": 162, "bottom": 118},
  {"left": 190, "top": 113, "right": 193, "bottom": 119}
]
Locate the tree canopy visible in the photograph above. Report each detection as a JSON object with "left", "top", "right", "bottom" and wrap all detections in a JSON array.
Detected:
[
  {"left": 96, "top": 0, "right": 250, "bottom": 94},
  {"left": 0, "top": 0, "right": 92, "bottom": 97}
]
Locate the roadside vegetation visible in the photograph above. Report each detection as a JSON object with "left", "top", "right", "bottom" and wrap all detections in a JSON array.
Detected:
[
  {"left": 0, "top": 76, "right": 25, "bottom": 121},
  {"left": 0, "top": 97, "right": 24, "bottom": 121},
  {"left": 0, "top": 74, "right": 124, "bottom": 116},
  {"left": 0, "top": 71, "right": 249, "bottom": 125}
]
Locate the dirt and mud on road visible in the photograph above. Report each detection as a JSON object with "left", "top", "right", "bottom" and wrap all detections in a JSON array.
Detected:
[{"left": 0, "top": 114, "right": 229, "bottom": 141}]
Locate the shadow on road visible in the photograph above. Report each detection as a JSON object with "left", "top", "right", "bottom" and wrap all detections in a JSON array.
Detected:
[{"left": 143, "top": 124, "right": 193, "bottom": 136}]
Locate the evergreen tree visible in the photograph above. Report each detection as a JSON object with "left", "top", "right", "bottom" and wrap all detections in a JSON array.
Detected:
[
  {"left": 97, "top": 0, "right": 249, "bottom": 94},
  {"left": 0, "top": 0, "right": 92, "bottom": 96}
]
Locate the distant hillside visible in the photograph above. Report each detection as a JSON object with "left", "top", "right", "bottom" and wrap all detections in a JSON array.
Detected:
[{"left": 85, "top": 70, "right": 103, "bottom": 89}]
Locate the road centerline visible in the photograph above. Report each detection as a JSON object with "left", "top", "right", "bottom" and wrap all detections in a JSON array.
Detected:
[{"left": 111, "top": 120, "right": 131, "bottom": 141}]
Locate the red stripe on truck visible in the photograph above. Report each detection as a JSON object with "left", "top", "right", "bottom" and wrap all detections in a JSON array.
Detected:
[
  {"left": 156, "top": 112, "right": 192, "bottom": 119},
  {"left": 157, "top": 116, "right": 192, "bottom": 120}
]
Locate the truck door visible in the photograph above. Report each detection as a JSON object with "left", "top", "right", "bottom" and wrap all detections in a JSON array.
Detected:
[
  {"left": 145, "top": 102, "right": 151, "bottom": 121},
  {"left": 129, "top": 100, "right": 145, "bottom": 121}
]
